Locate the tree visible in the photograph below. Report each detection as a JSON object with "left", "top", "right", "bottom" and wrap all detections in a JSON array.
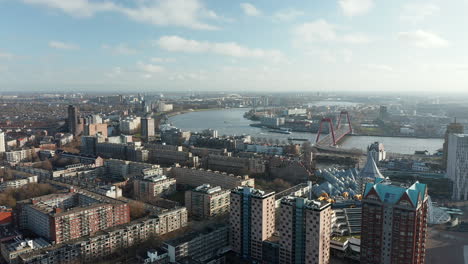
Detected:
[{"left": 128, "top": 201, "right": 147, "bottom": 220}]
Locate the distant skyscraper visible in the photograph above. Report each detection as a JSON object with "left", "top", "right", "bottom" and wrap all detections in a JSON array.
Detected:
[
  {"left": 141, "top": 117, "right": 155, "bottom": 141},
  {"left": 0, "top": 131, "right": 6, "bottom": 153},
  {"left": 447, "top": 134, "right": 468, "bottom": 200},
  {"left": 360, "top": 180, "right": 428, "bottom": 264},
  {"left": 443, "top": 121, "right": 464, "bottom": 169},
  {"left": 230, "top": 186, "right": 275, "bottom": 261},
  {"left": 278, "top": 196, "right": 332, "bottom": 264},
  {"left": 67, "top": 105, "right": 82, "bottom": 136},
  {"left": 379, "top": 105, "right": 388, "bottom": 120}
]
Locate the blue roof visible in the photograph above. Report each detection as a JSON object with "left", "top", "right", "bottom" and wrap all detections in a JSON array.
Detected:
[{"left": 364, "top": 180, "right": 427, "bottom": 206}]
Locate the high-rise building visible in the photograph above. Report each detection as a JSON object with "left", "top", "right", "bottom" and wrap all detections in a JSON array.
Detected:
[
  {"left": 447, "top": 133, "right": 468, "bottom": 200},
  {"left": 0, "top": 131, "right": 6, "bottom": 153},
  {"left": 360, "top": 179, "right": 428, "bottom": 264},
  {"left": 141, "top": 117, "right": 155, "bottom": 141},
  {"left": 443, "top": 121, "right": 464, "bottom": 169},
  {"left": 229, "top": 186, "right": 275, "bottom": 261},
  {"left": 67, "top": 105, "right": 83, "bottom": 136},
  {"left": 278, "top": 196, "right": 332, "bottom": 264}
]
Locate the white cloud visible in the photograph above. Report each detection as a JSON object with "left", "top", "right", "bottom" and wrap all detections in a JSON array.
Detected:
[
  {"left": 306, "top": 49, "right": 353, "bottom": 64},
  {"left": 157, "top": 36, "right": 284, "bottom": 61},
  {"left": 401, "top": 3, "right": 439, "bottom": 23},
  {"left": 0, "top": 52, "right": 14, "bottom": 59},
  {"left": 21, "top": 0, "right": 220, "bottom": 30},
  {"left": 294, "top": 20, "right": 337, "bottom": 43},
  {"left": 240, "top": 3, "right": 261, "bottom": 16},
  {"left": 49, "top": 41, "right": 79, "bottom": 50},
  {"left": 398, "top": 30, "right": 449, "bottom": 48},
  {"left": 293, "top": 19, "right": 372, "bottom": 44},
  {"left": 102, "top": 43, "right": 137, "bottom": 55},
  {"left": 339, "top": 0, "right": 374, "bottom": 17},
  {"left": 151, "top": 57, "right": 176, "bottom": 63},
  {"left": 273, "top": 9, "right": 304, "bottom": 21},
  {"left": 137, "top": 62, "right": 165, "bottom": 74}
]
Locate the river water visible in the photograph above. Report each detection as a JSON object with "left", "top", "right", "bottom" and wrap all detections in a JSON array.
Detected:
[{"left": 169, "top": 108, "right": 444, "bottom": 155}]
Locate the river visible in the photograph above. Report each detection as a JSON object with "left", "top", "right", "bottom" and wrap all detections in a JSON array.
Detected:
[{"left": 168, "top": 108, "right": 444, "bottom": 155}]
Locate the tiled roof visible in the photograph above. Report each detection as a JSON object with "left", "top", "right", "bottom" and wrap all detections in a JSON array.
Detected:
[{"left": 364, "top": 180, "right": 427, "bottom": 207}]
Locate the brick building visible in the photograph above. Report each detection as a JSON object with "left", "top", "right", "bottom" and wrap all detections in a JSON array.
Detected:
[
  {"left": 185, "top": 184, "right": 230, "bottom": 219},
  {"left": 360, "top": 179, "right": 428, "bottom": 264}
]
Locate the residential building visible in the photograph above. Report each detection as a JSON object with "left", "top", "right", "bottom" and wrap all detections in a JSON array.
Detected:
[
  {"left": 447, "top": 133, "right": 468, "bottom": 200},
  {"left": 278, "top": 197, "right": 332, "bottom": 264},
  {"left": 67, "top": 105, "right": 83, "bottom": 136},
  {"left": 141, "top": 117, "right": 155, "bottom": 141},
  {"left": 185, "top": 184, "right": 230, "bottom": 219},
  {"left": 85, "top": 123, "right": 108, "bottom": 138},
  {"left": 0, "top": 131, "right": 6, "bottom": 153},
  {"left": 360, "top": 180, "right": 428, "bottom": 264},
  {"left": 134, "top": 175, "right": 177, "bottom": 202},
  {"left": 17, "top": 188, "right": 130, "bottom": 244},
  {"left": 0, "top": 175, "right": 38, "bottom": 191},
  {"left": 170, "top": 166, "right": 255, "bottom": 190},
  {"left": 0, "top": 238, "right": 50, "bottom": 264},
  {"left": 120, "top": 116, "right": 141, "bottom": 135},
  {"left": 229, "top": 187, "right": 275, "bottom": 261},
  {"left": 164, "top": 225, "right": 229, "bottom": 263},
  {"left": 443, "top": 121, "right": 464, "bottom": 169},
  {"left": 5, "top": 149, "right": 37, "bottom": 164}
]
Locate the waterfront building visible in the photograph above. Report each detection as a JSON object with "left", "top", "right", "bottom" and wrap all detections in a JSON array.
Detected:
[
  {"left": 185, "top": 184, "right": 230, "bottom": 219},
  {"left": 360, "top": 180, "right": 428, "bottom": 264},
  {"left": 447, "top": 133, "right": 468, "bottom": 200},
  {"left": 368, "top": 142, "right": 386, "bottom": 162},
  {"left": 443, "top": 121, "right": 464, "bottom": 169},
  {"left": 278, "top": 197, "right": 332, "bottom": 264},
  {"left": 230, "top": 186, "right": 275, "bottom": 261}
]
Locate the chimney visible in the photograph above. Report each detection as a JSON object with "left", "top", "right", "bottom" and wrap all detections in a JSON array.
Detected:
[{"left": 54, "top": 207, "right": 62, "bottom": 214}]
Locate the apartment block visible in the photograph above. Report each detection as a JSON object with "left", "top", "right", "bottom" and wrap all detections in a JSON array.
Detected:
[
  {"left": 278, "top": 197, "right": 332, "bottom": 264},
  {"left": 360, "top": 179, "right": 428, "bottom": 264},
  {"left": 164, "top": 225, "right": 229, "bottom": 263},
  {"left": 0, "top": 175, "right": 38, "bottom": 191},
  {"left": 104, "top": 159, "right": 161, "bottom": 180},
  {"left": 133, "top": 175, "right": 177, "bottom": 202},
  {"left": 205, "top": 154, "right": 265, "bottom": 175},
  {"left": 447, "top": 133, "right": 468, "bottom": 200},
  {"left": 171, "top": 166, "right": 255, "bottom": 190},
  {"left": 185, "top": 184, "right": 230, "bottom": 219},
  {"left": 230, "top": 187, "right": 275, "bottom": 261},
  {"left": 1, "top": 238, "right": 50, "bottom": 264},
  {"left": 17, "top": 188, "right": 130, "bottom": 244},
  {"left": 5, "top": 148, "right": 37, "bottom": 164}
]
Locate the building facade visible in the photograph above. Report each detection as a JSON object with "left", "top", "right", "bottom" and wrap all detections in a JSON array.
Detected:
[
  {"left": 360, "top": 180, "right": 428, "bottom": 264},
  {"left": 133, "top": 175, "right": 177, "bottom": 202},
  {"left": 185, "top": 184, "right": 230, "bottom": 219},
  {"left": 171, "top": 166, "right": 255, "bottom": 190},
  {"left": 17, "top": 188, "right": 131, "bottom": 244},
  {"left": 141, "top": 117, "right": 155, "bottom": 141},
  {"left": 278, "top": 197, "right": 332, "bottom": 264},
  {"left": 229, "top": 187, "right": 275, "bottom": 261},
  {"left": 447, "top": 133, "right": 468, "bottom": 200}
]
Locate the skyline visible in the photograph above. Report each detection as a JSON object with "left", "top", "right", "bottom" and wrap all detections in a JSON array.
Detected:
[{"left": 1, "top": 0, "right": 468, "bottom": 92}]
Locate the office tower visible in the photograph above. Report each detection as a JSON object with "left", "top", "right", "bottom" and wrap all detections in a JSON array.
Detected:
[
  {"left": 360, "top": 180, "right": 428, "bottom": 264},
  {"left": 278, "top": 197, "right": 332, "bottom": 264},
  {"left": 141, "top": 117, "right": 155, "bottom": 141},
  {"left": 447, "top": 134, "right": 468, "bottom": 200},
  {"left": 379, "top": 105, "right": 388, "bottom": 120},
  {"left": 185, "top": 184, "right": 230, "bottom": 219},
  {"left": 67, "top": 105, "right": 83, "bottom": 136},
  {"left": 0, "top": 131, "right": 5, "bottom": 153},
  {"left": 230, "top": 187, "right": 275, "bottom": 261},
  {"left": 443, "top": 121, "right": 464, "bottom": 169}
]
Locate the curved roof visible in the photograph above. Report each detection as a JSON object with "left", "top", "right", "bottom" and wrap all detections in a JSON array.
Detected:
[{"left": 358, "top": 155, "right": 384, "bottom": 180}]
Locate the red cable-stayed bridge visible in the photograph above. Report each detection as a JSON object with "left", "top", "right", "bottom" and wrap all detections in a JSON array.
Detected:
[{"left": 315, "top": 111, "right": 353, "bottom": 147}]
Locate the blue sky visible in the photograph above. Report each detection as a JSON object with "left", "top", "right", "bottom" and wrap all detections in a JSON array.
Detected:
[{"left": 1, "top": 0, "right": 468, "bottom": 93}]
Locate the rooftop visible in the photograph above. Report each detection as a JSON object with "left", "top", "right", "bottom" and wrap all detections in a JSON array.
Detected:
[
  {"left": 281, "top": 196, "right": 330, "bottom": 211},
  {"left": 363, "top": 180, "right": 427, "bottom": 207}
]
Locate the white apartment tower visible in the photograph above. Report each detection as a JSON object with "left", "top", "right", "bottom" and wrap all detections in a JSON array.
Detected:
[{"left": 447, "top": 134, "right": 468, "bottom": 200}]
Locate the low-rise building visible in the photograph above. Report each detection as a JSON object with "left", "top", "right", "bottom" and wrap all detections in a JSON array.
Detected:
[
  {"left": 170, "top": 166, "right": 254, "bottom": 190},
  {"left": 0, "top": 238, "right": 50, "bottom": 264},
  {"left": 134, "top": 175, "right": 177, "bottom": 202},
  {"left": 164, "top": 225, "right": 229, "bottom": 263},
  {"left": 185, "top": 184, "right": 230, "bottom": 219}
]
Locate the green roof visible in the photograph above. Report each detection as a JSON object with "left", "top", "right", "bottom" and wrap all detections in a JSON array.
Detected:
[{"left": 364, "top": 180, "right": 427, "bottom": 207}]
